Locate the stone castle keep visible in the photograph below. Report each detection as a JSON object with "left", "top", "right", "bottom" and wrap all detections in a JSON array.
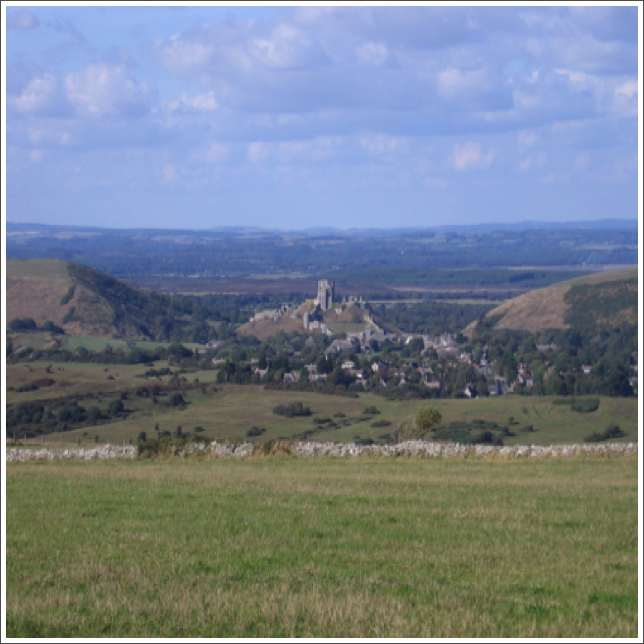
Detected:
[{"left": 317, "top": 280, "right": 335, "bottom": 311}]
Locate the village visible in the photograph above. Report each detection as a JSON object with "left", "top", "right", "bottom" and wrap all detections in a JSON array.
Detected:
[{"left": 213, "top": 279, "right": 554, "bottom": 399}]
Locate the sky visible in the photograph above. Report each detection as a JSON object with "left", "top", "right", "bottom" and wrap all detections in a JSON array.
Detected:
[{"left": 3, "top": 3, "right": 641, "bottom": 230}]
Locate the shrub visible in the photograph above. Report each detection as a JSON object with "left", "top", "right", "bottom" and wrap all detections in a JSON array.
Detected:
[
  {"left": 9, "top": 318, "right": 37, "bottom": 332},
  {"left": 415, "top": 406, "right": 442, "bottom": 434},
  {"left": 16, "top": 383, "right": 38, "bottom": 392},
  {"left": 137, "top": 431, "right": 147, "bottom": 443},
  {"left": 247, "top": 426, "right": 266, "bottom": 437},
  {"left": 571, "top": 398, "right": 600, "bottom": 413},
  {"left": 584, "top": 423, "right": 626, "bottom": 442},
  {"left": 167, "top": 392, "right": 185, "bottom": 407},
  {"left": 363, "top": 406, "right": 380, "bottom": 415},
  {"left": 273, "top": 402, "right": 311, "bottom": 417},
  {"left": 108, "top": 399, "right": 124, "bottom": 416},
  {"left": 60, "top": 286, "right": 75, "bottom": 306},
  {"left": 194, "top": 426, "right": 205, "bottom": 433},
  {"left": 519, "top": 425, "right": 536, "bottom": 433},
  {"left": 370, "top": 419, "right": 392, "bottom": 428}
]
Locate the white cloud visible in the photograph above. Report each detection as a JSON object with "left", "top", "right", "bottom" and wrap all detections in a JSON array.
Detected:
[
  {"left": 438, "top": 67, "right": 488, "bottom": 97},
  {"left": 519, "top": 152, "right": 547, "bottom": 172},
  {"left": 65, "top": 64, "right": 156, "bottom": 118},
  {"left": 360, "top": 134, "right": 408, "bottom": 155},
  {"left": 248, "top": 142, "right": 269, "bottom": 162},
  {"left": 206, "top": 143, "right": 228, "bottom": 163},
  {"left": 453, "top": 142, "right": 493, "bottom": 171},
  {"left": 615, "top": 79, "right": 637, "bottom": 98},
  {"left": 170, "top": 91, "right": 218, "bottom": 113},
  {"left": 8, "top": 74, "right": 67, "bottom": 116},
  {"left": 155, "top": 36, "right": 213, "bottom": 74},
  {"left": 248, "top": 24, "right": 327, "bottom": 70},
  {"left": 575, "top": 152, "right": 590, "bottom": 170},
  {"left": 8, "top": 10, "right": 39, "bottom": 30},
  {"left": 163, "top": 165, "right": 175, "bottom": 181},
  {"left": 356, "top": 42, "right": 389, "bottom": 66},
  {"left": 517, "top": 130, "right": 537, "bottom": 148}
]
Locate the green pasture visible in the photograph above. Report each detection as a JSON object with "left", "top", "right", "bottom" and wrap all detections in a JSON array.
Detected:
[
  {"left": 5, "top": 457, "right": 638, "bottom": 638},
  {"left": 15, "top": 384, "right": 638, "bottom": 448},
  {"left": 63, "top": 336, "right": 205, "bottom": 352}
]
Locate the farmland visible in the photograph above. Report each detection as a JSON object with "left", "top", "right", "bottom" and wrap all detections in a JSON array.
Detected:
[{"left": 5, "top": 456, "right": 638, "bottom": 638}]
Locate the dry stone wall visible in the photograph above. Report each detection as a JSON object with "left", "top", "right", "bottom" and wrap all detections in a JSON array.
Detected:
[{"left": 6, "top": 441, "right": 637, "bottom": 461}]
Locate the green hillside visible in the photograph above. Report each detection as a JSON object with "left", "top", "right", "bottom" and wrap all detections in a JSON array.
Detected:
[
  {"left": 6, "top": 259, "right": 211, "bottom": 342},
  {"left": 465, "top": 268, "right": 638, "bottom": 334}
]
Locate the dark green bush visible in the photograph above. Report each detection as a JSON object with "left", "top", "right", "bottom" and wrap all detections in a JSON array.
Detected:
[
  {"left": 571, "top": 398, "right": 600, "bottom": 413},
  {"left": 363, "top": 406, "right": 380, "bottom": 415},
  {"left": 16, "top": 383, "right": 38, "bottom": 392},
  {"left": 272, "top": 402, "right": 311, "bottom": 417},
  {"left": 60, "top": 287, "right": 75, "bottom": 306},
  {"left": 370, "top": 419, "right": 392, "bottom": 428},
  {"left": 167, "top": 392, "right": 185, "bottom": 407},
  {"left": 247, "top": 426, "right": 266, "bottom": 437}
]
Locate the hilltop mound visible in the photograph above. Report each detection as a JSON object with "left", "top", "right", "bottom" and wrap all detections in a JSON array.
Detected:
[
  {"left": 464, "top": 268, "right": 638, "bottom": 335},
  {"left": 6, "top": 259, "right": 169, "bottom": 339}
]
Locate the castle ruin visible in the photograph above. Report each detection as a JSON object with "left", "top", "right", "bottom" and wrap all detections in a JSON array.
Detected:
[{"left": 317, "top": 279, "right": 335, "bottom": 311}]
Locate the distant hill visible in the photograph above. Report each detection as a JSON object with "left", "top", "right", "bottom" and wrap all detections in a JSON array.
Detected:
[
  {"left": 464, "top": 268, "right": 638, "bottom": 335},
  {"left": 6, "top": 259, "right": 177, "bottom": 339}
]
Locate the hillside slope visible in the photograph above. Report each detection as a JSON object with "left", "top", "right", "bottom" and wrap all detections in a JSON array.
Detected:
[
  {"left": 464, "top": 267, "right": 638, "bottom": 335},
  {"left": 6, "top": 259, "right": 168, "bottom": 339}
]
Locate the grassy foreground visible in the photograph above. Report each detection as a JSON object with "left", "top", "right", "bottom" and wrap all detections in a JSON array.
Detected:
[{"left": 6, "top": 456, "right": 638, "bottom": 638}]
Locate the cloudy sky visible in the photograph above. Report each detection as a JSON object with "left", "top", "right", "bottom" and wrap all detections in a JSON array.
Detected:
[{"left": 4, "top": 4, "right": 640, "bottom": 230}]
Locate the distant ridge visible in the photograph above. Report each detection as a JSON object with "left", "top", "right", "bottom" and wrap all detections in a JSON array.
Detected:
[{"left": 7, "top": 218, "right": 638, "bottom": 236}]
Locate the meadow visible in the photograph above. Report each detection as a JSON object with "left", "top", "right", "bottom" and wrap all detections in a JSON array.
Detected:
[
  {"left": 5, "top": 456, "right": 638, "bottom": 638},
  {"left": 6, "top": 359, "right": 639, "bottom": 448}
]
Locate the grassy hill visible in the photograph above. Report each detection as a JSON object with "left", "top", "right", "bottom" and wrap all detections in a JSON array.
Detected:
[
  {"left": 464, "top": 267, "right": 638, "bottom": 335},
  {"left": 7, "top": 259, "right": 182, "bottom": 340}
]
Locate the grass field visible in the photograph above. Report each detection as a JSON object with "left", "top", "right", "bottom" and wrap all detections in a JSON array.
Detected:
[
  {"left": 5, "top": 457, "right": 638, "bottom": 638},
  {"left": 62, "top": 336, "right": 205, "bottom": 352}
]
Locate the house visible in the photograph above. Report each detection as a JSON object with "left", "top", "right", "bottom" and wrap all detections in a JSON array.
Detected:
[
  {"left": 460, "top": 352, "right": 472, "bottom": 363},
  {"left": 254, "top": 368, "right": 268, "bottom": 378},
  {"left": 326, "top": 338, "right": 357, "bottom": 355},
  {"left": 371, "top": 361, "right": 389, "bottom": 373},
  {"left": 424, "top": 377, "right": 441, "bottom": 390},
  {"left": 581, "top": 365, "right": 593, "bottom": 375},
  {"left": 517, "top": 372, "right": 533, "bottom": 387},
  {"left": 308, "top": 373, "right": 327, "bottom": 383},
  {"left": 341, "top": 360, "right": 356, "bottom": 370},
  {"left": 463, "top": 383, "right": 475, "bottom": 398},
  {"left": 283, "top": 372, "right": 301, "bottom": 384}
]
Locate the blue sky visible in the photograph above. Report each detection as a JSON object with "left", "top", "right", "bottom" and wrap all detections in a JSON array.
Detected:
[{"left": 4, "top": 4, "right": 640, "bottom": 230}]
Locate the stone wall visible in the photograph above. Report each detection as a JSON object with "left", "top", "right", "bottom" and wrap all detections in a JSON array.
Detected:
[{"left": 6, "top": 441, "right": 637, "bottom": 461}]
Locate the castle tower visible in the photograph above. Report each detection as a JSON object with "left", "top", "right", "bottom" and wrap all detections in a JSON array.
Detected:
[{"left": 317, "top": 280, "right": 335, "bottom": 311}]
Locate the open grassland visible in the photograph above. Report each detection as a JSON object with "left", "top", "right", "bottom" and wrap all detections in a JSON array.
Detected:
[
  {"left": 5, "top": 457, "right": 638, "bottom": 638},
  {"left": 7, "top": 360, "right": 639, "bottom": 447},
  {"left": 62, "top": 336, "right": 204, "bottom": 352}
]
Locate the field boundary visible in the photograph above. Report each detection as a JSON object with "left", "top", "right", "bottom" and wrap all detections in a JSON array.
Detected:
[{"left": 6, "top": 440, "right": 637, "bottom": 462}]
